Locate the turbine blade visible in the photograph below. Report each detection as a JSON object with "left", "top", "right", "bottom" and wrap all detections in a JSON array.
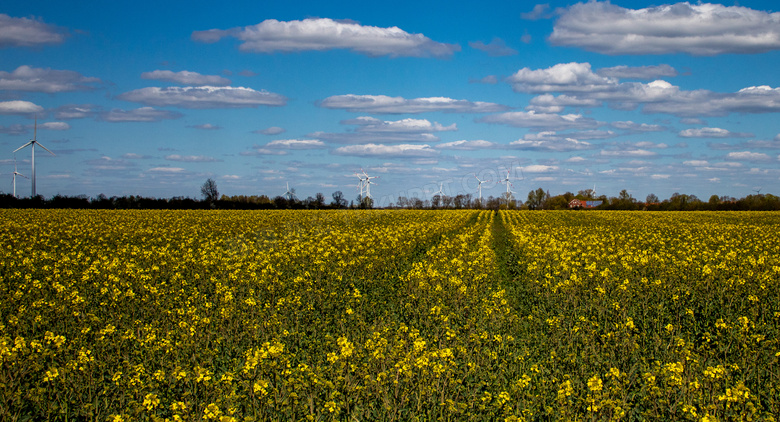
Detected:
[
  {"left": 14, "top": 142, "right": 33, "bottom": 153},
  {"left": 36, "top": 142, "right": 56, "bottom": 156}
]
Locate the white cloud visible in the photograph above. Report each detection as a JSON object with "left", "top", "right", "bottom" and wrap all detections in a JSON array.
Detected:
[
  {"left": 436, "top": 140, "right": 495, "bottom": 150},
  {"left": 189, "top": 123, "right": 221, "bottom": 130},
  {"left": 342, "top": 116, "right": 457, "bottom": 133},
  {"left": 507, "top": 62, "right": 617, "bottom": 93},
  {"left": 600, "top": 149, "right": 657, "bottom": 157},
  {"left": 565, "top": 156, "right": 586, "bottom": 163},
  {"left": 100, "top": 107, "right": 183, "bottom": 122},
  {"left": 650, "top": 174, "right": 671, "bottom": 180},
  {"left": 645, "top": 85, "right": 780, "bottom": 117},
  {"left": 118, "top": 86, "right": 287, "bottom": 108},
  {"left": 0, "top": 100, "right": 43, "bottom": 114},
  {"left": 510, "top": 131, "right": 594, "bottom": 152},
  {"left": 0, "top": 14, "right": 65, "bottom": 48},
  {"left": 550, "top": 2, "right": 780, "bottom": 55},
  {"left": 684, "top": 160, "right": 710, "bottom": 167},
  {"left": 141, "top": 70, "right": 231, "bottom": 86},
  {"left": 0, "top": 66, "right": 101, "bottom": 92},
  {"left": 318, "top": 94, "right": 507, "bottom": 114},
  {"left": 597, "top": 65, "right": 678, "bottom": 80},
  {"left": 239, "top": 148, "right": 287, "bottom": 156},
  {"left": 254, "top": 126, "right": 285, "bottom": 135},
  {"left": 611, "top": 121, "right": 665, "bottom": 132},
  {"left": 332, "top": 143, "right": 438, "bottom": 158},
  {"left": 469, "top": 38, "right": 517, "bottom": 56},
  {"left": 165, "top": 154, "right": 222, "bottom": 162},
  {"left": 522, "top": 4, "right": 553, "bottom": 20},
  {"left": 726, "top": 151, "right": 772, "bottom": 161},
  {"left": 479, "top": 111, "right": 602, "bottom": 131},
  {"left": 122, "top": 153, "right": 152, "bottom": 159},
  {"left": 54, "top": 104, "right": 97, "bottom": 119},
  {"left": 39, "top": 122, "right": 70, "bottom": 131},
  {"left": 192, "top": 18, "right": 460, "bottom": 58},
  {"left": 520, "top": 164, "right": 559, "bottom": 173},
  {"left": 265, "top": 139, "right": 326, "bottom": 149},
  {"left": 527, "top": 94, "right": 600, "bottom": 112},
  {"left": 679, "top": 127, "right": 753, "bottom": 138},
  {"left": 148, "top": 167, "right": 186, "bottom": 173}
]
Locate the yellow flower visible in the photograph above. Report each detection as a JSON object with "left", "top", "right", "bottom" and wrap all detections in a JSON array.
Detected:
[{"left": 587, "top": 375, "right": 602, "bottom": 392}]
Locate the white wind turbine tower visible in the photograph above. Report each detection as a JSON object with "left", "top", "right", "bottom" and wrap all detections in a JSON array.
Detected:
[
  {"left": 361, "top": 169, "right": 378, "bottom": 199},
  {"left": 13, "top": 117, "right": 55, "bottom": 198},
  {"left": 354, "top": 170, "right": 368, "bottom": 198},
  {"left": 12, "top": 156, "right": 29, "bottom": 198},
  {"left": 284, "top": 182, "right": 296, "bottom": 201},
  {"left": 474, "top": 173, "right": 491, "bottom": 203},
  {"left": 433, "top": 183, "right": 444, "bottom": 197},
  {"left": 500, "top": 169, "right": 514, "bottom": 198}
]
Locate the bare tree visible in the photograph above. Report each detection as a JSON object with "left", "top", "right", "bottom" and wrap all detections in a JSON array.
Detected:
[{"left": 200, "top": 178, "right": 219, "bottom": 203}]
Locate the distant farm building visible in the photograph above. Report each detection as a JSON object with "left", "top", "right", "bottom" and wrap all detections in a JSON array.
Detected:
[{"left": 569, "top": 199, "right": 602, "bottom": 209}]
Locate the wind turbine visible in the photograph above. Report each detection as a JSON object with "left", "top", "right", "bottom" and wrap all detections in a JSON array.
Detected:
[
  {"left": 354, "top": 170, "right": 368, "bottom": 198},
  {"left": 433, "top": 183, "right": 444, "bottom": 197},
  {"left": 12, "top": 156, "right": 29, "bottom": 198},
  {"left": 500, "top": 169, "right": 514, "bottom": 198},
  {"left": 475, "top": 173, "right": 491, "bottom": 203},
  {"left": 284, "top": 182, "right": 296, "bottom": 201},
  {"left": 14, "top": 117, "right": 55, "bottom": 198},
  {"left": 361, "top": 169, "right": 378, "bottom": 199}
]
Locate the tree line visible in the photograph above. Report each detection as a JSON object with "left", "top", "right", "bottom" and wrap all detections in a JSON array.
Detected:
[{"left": 0, "top": 178, "right": 777, "bottom": 211}]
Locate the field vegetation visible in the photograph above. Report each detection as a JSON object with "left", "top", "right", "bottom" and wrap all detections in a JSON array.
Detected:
[{"left": 1, "top": 210, "right": 778, "bottom": 421}]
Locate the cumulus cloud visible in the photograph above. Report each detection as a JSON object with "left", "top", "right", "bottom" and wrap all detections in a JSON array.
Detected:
[
  {"left": 644, "top": 85, "right": 780, "bottom": 117},
  {"left": 0, "top": 14, "right": 66, "bottom": 48},
  {"left": 265, "top": 139, "right": 326, "bottom": 149},
  {"left": 0, "top": 100, "right": 44, "bottom": 115},
  {"left": 469, "top": 38, "right": 517, "bottom": 56},
  {"left": 611, "top": 121, "right": 665, "bottom": 132},
  {"left": 192, "top": 18, "right": 460, "bottom": 58},
  {"left": 522, "top": 4, "right": 553, "bottom": 20},
  {"left": 0, "top": 65, "right": 101, "bottom": 92},
  {"left": 600, "top": 149, "right": 658, "bottom": 158},
  {"left": 141, "top": 70, "right": 231, "bottom": 86},
  {"left": 507, "top": 62, "right": 617, "bottom": 93},
  {"left": 726, "top": 151, "right": 772, "bottom": 161},
  {"left": 527, "top": 94, "right": 601, "bottom": 112},
  {"left": 520, "top": 164, "right": 559, "bottom": 173},
  {"left": 100, "top": 107, "right": 183, "bottom": 122},
  {"left": 189, "top": 123, "right": 221, "bottom": 130},
  {"left": 679, "top": 127, "right": 753, "bottom": 138},
  {"left": 479, "top": 111, "right": 602, "bottom": 131},
  {"left": 509, "top": 131, "right": 594, "bottom": 152},
  {"left": 597, "top": 64, "right": 678, "bottom": 80},
  {"left": 165, "top": 154, "right": 222, "bottom": 162},
  {"left": 53, "top": 104, "right": 97, "bottom": 119},
  {"left": 318, "top": 94, "right": 507, "bottom": 114},
  {"left": 38, "top": 122, "right": 70, "bottom": 131},
  {"left": 311, "top": 116, "right": 455, "bottom": 144},
  {"left": 436, "top": 140, "right": 495, "bottom": 150},
  {"left": 118, "top": 86, "right": 287, "bottom": 108},
  {"left": 342, "top": 116, "right": 457, "bottom": 133},
  {"left": 550, "top": 2, "right": 780, "bottom": 55},
  {"left": 122, "top": 153, "right": 152, "bottom": 159},
  {"left": 331, "top": 143, "right": 438, "bottom": 158},
  {"left": 254, "top": 126, "right": 285, "bottom": 135}
]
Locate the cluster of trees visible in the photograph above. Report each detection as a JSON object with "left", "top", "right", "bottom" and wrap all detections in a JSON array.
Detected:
[{"left": 1, "top": 178, "right": 777, "bottom": 211}]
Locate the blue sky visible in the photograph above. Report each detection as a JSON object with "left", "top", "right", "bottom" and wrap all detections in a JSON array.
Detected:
[{"left": 2, "top": 0, "right": 780, "bottom": 205}]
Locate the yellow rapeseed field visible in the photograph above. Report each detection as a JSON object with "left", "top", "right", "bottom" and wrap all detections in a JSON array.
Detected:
[{"left": 1, "top": 209, "right": 778, "bottom": 421}]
